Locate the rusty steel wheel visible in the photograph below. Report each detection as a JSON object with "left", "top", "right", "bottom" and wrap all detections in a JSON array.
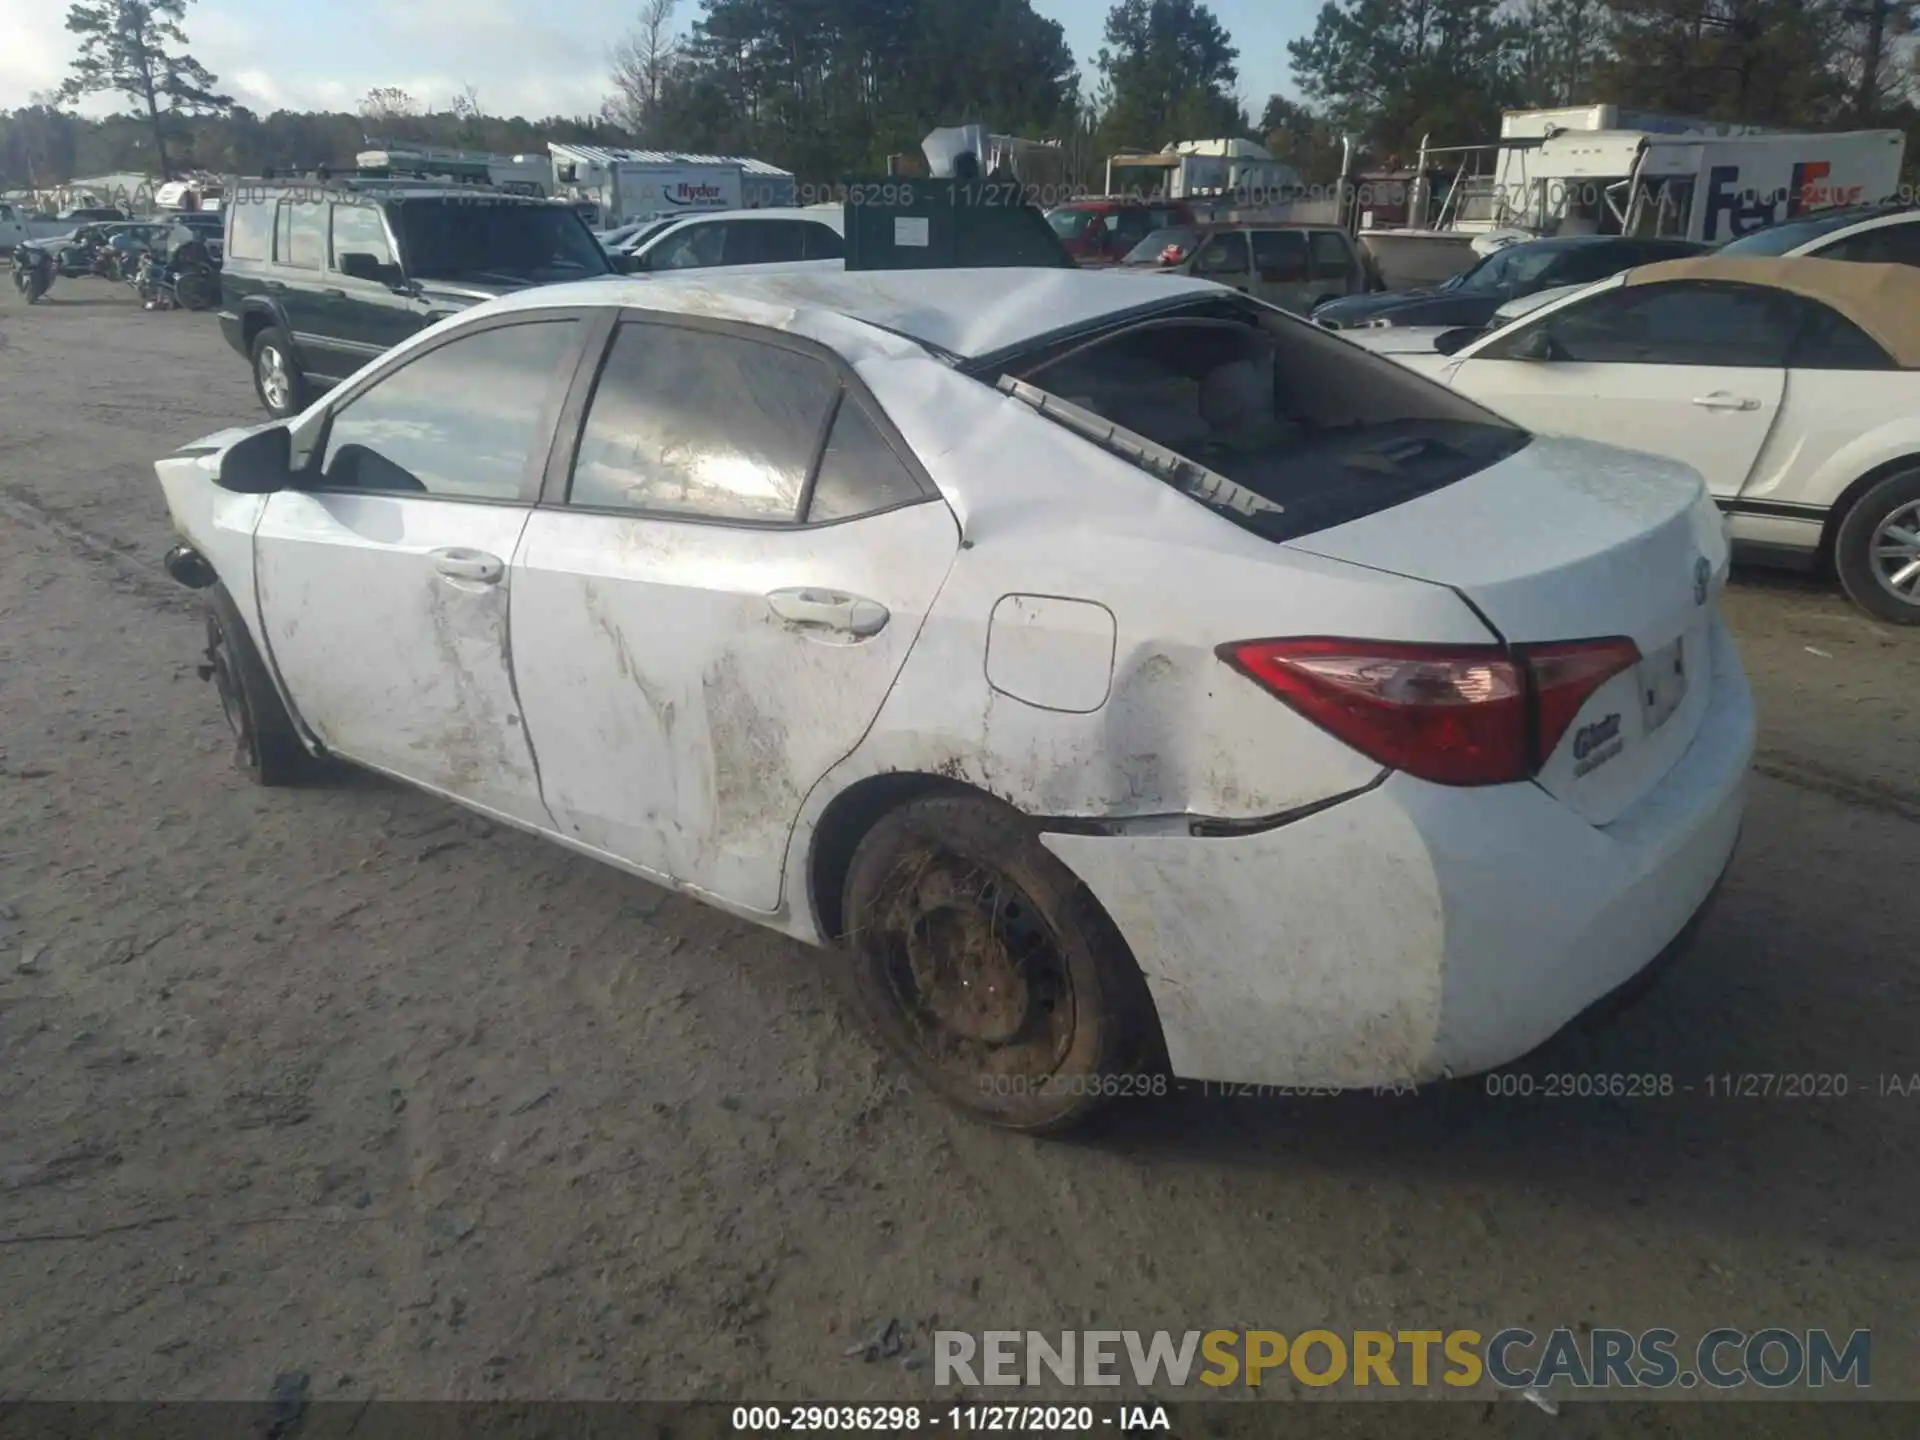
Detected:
[{"left": 840, "top": 795, "right": 1163, "bottom": 1133}]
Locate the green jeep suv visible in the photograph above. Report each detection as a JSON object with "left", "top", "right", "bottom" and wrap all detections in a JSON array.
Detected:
[{"left": 219, "top": 179, "right": 615, "bottom": 416}]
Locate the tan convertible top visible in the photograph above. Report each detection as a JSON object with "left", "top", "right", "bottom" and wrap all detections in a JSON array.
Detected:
[{"left": 1623, "top": 256, "right": 1920, "bottom": 367}]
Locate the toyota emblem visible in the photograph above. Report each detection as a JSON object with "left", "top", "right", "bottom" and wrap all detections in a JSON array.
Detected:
[{"left": 1693, "top": 556, "right": 1711, "bottom": 606}]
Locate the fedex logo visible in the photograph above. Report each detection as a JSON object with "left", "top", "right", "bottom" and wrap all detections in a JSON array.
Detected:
[{"left": 1703, "top": 161, "right": 1864, "bottom": 240}]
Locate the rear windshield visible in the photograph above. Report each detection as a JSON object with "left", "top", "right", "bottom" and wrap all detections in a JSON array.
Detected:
[
  {"left": 391, "top": 200, "right": 612, "bottom": 284},
  {"left": 990, "top": 298, "right": 1528, "bottom": 542},
  {"left": 1122, "top": 227, "right": 1203, "bottom": 265}
]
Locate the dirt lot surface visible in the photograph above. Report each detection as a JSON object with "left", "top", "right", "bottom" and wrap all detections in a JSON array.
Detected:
[{"left": 0, "top": 288, "right": 1916, "bottom": 1420}]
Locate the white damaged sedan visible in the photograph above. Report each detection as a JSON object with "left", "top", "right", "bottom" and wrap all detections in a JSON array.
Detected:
[{"left": 154, "top": 267, "right": 1754, "bottom": 1132}]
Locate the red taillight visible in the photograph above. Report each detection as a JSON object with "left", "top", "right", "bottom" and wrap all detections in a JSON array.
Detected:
[
  {"left": 1221, "top": 636, "right": 1641, "bottom": 787},
  {"left": 1526, "top": 638, "right": 1641, "bottom": 762}
]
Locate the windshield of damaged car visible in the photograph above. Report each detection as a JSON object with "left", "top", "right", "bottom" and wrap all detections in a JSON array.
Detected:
[
  {"left": 998, "top": 302, "right": 1528, "bottom": 542},
  {"left": 1121, "top": 227, "right": 1203, "bottom": 265},
  {"left": 393, "top": 200, "right": 612, "bottom": 284}
]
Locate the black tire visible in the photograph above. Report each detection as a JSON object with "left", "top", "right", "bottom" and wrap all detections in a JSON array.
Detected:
[
  {"left": 250, "top": 324, "right": 308, "bottom": 419},
  {"left": 202, "top": 582, "right": 316, "bottom": 786},
  {"left": 176, "top": 268, "right": 215, "bottom": 312},
  {"left": 839, "top": 795, "right": 1164, "bottom": 1134},
  {"left": 1834, "top": 468, "right": 1920, "bottom": 624}
]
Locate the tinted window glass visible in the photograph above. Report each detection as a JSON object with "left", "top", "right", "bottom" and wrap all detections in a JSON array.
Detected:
[
  {"left": 1146, "top": 206, "right": 1188, "bottom": 230},
  {"left": 1251, "top": 230, "right": 1308, "bottom": 282},
  {"left": 1307, "top": 230, "right": 1353, "bottom": 281},
  {"left": 805, "top": 398, "right": 923, "bottom": 522},
  {"left": 391, "top": 199, "right": 609, "bottom": 282},
  {"left": 1047, "top": 208, "right": 1096, "bottom": 239},
  {"left": 319, "top": 320, "right": 578, "bottom": 501},
  {"left": 1718, "top": 209, "right": 1887, "bottom": 256},
  {"left": 725, "top": 220, "right": 805, "bottom": 266},
  {"left": 228, "top": 200, "right": 271, "bottom": 261},
  {"left": 1108, "top": 209, "right": 1153, "bottom": 248},
  {"left": 1545, "top": 244, "right": 1638, "bottom": 285},
  {"left": 1498, "top": 282, "right": 1797, "bottom": 366},
  {"left": 650, "top": 222, "right": 725, "bottom": 270},
  {"left": 1194, "top": 232, "right": 1249, "bottom": 275},
  {"left": 330, "top": 201, "right": 394, "bottom": 270},
  {"left": 570, "top": 322, "right": 840, "bottom": 521},
  {"left": 1792, "top": 301, "right": 1896, "bottom": 370},
  {"left": 803, "top": 222, "right": 844, "bottom": 260},
  {"left": 1817, "top": 222, "right": 1920, "bottom": 266}
]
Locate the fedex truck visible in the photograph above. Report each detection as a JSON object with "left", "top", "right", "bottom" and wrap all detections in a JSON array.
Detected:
[{"left": 1468, "top": 127, "right": 1906, "bottom": 244}]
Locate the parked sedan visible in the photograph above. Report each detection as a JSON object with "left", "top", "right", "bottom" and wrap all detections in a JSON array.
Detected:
[
  {"left": 1716, "top": 202, "right": 1920, "bottom": 265},
  {"left": 1313, "top": 235, "right": 1707, "bottom": 331},
  {"left": 153, "top": 267, "right": 1752, "bottom": 1132},
  {"left": 1407, "top": 255, "right": 1920, "bottom": 622}
]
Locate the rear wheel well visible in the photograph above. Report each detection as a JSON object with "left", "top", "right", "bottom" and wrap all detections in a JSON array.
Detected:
[
  {"left": 807, "top": 772, "right": 986, "bottom": 941},
  {"left": 1818, "top": 454, "right": 1920, "bottom": 573},
  {"left": 240, "top": 307, "right": 275, "bottom": 350}
]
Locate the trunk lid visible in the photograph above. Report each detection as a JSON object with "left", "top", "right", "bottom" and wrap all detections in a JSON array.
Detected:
[{"left": 1291, "top": 435, "right": 1730, "bottom": 825}]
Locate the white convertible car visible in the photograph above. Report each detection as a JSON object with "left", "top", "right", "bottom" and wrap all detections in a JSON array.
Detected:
[
  {"left": 153, "top": 268, "right": 1753, "bottom": 1132},
  {"left": 1381, "top": 256, "right": 1920, "bottom": 623}
]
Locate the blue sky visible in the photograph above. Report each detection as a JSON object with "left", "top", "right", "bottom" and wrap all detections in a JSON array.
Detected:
[{"left": 1, "top": 0, "right": 1312, "bottom": 124}]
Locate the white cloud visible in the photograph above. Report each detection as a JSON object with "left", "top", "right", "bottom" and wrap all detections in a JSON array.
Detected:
[{"left": 1, "top": 0, "right": 636, "bottom": 117}]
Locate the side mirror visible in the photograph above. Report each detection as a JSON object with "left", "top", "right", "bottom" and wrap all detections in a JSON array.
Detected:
[
  {"left": 1434, "top": 327, "right": 1476, "bottom": 356},
  {"left": 216, "top": 424, "right": 293, "bottom": 494},
  {"left": 1508, "top": 327, "right": 1559, "bottom": 362}
]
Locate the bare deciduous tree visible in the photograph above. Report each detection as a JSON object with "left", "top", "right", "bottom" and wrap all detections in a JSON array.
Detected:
[
  {"left": 358, "top": 85, "right": 422, "bottom": 121},
  {"left": 604, "top": 0, "right": 682, "bottom": 140}
]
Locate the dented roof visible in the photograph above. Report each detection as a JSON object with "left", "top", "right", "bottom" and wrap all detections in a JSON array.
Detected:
[{"left": 493, "top": 266, "right": 1227, "bottom": 361}]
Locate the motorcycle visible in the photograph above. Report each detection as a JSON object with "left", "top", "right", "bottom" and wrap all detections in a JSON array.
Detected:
[
  {"left": 10, "top": 243, "right": 54, "bottom": 303},
  {"left": 134, "top": 240, "right": 216, "bottom": 312}
]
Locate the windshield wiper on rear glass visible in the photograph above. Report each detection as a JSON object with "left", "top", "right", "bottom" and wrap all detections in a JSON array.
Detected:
[{"left": 996, "top": 376, "right": 1285, "bottom": 524}]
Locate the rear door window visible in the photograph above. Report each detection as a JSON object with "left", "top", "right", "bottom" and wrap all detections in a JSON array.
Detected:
[
  {"left": 274, "top": 199, "right": 325, "bottom": 269},
  {"left": 723, "top": 220, "right": 806, "bottom": 266},
  {"left": 568, "top": 320, "right": 841, "bottom": 521},
  {"left": 1307, "top": 230, "right": 1353, "bottom": 281},
  {"left": 802, "top": 222, "right": 845, "bottom": 260},
  {"left": 1251, "top": 230, "right": 1309, "bottom": 283}
]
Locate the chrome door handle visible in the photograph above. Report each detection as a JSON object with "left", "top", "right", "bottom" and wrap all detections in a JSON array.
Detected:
[
  {"left": 766, "top": 588, "right": 889, "bottom": 637},
  {"left": 1691, "top": 392, "right": 1759, "bottom": 412},
  {"left": 430, "top": 547, "right": 504, "bottom": 584}
]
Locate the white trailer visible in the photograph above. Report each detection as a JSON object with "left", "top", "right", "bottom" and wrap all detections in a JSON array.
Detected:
[{"left": 549, "top": 146, "right": 797, "bottom": 228}]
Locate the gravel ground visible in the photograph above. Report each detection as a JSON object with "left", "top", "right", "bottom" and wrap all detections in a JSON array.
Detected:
[{"left": 0, "top": 285, "right": 1915, "bottom": 1418}]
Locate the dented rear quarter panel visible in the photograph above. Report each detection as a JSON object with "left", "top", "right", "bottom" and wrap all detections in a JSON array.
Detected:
[{"left": 780, "top": 357, "right": 1500, "bottom": 934}]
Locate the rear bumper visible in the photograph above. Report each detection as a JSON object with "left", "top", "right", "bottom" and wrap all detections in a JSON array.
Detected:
[{"left": 1041, "top": 616, "right": 1756, "bottom": 1089}]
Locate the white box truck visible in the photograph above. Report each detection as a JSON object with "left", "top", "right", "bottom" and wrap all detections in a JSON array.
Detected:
[{"left": 1466, "top": 126, "right": 1906, "bottom": 244}]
